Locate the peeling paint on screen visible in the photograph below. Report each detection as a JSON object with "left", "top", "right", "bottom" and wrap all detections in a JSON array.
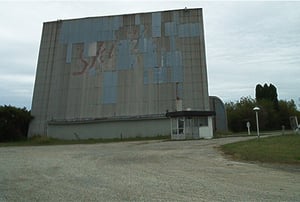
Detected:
[
  {"left": 135, "top": 15, "right": 141, "bottom": 25},
  {"left": 116, "top": 40, "right": 137, "bottom": 70},
  {"left": 58, "top": 12, "right": 189, "bottom": 81},
  {"left": 167, "top": 51, "right": 183, "bottom": 82},
  {"left": 152, "top": 12, "right": 161, "bottom": 37},
  {"left": 57, "top": 9, "right": 201, "bottom": 105},
  {"left": 178, "top": 23, "right": 200, "bottom": 37},
  {"left": 59, "top": 16, "right": 122, "bottom": 63},
  {"left": 153, "top": 67, "right": 167, "bottom": 83},
  {"left": 143, "top": 39, "right": 158, "bottom": 69},
  {"left": 66, "top": 43, "right": 72, "bottom": 63},
  {"left": 165, "top": 22, "right": 177, "bottom": 36},
  {"left": 103, "top": 71, "right": 118, "bottom": 104}
]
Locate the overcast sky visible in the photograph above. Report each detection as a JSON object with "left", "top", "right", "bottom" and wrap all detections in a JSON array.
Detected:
[{"left": 1, "top": 1, "right": 299, "bottom": 109}]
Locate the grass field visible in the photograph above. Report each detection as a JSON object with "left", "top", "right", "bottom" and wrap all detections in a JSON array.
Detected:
[
  {"left": 221, "top": 134, "right": 300, "bottom": 164},
  {"left": 0, "top": 135, "right": 170, "bottom": 147}
]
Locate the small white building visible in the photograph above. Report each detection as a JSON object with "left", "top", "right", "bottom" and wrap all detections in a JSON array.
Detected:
[{"left": 167, "top": 110, "right": 215, "bottom": 140}]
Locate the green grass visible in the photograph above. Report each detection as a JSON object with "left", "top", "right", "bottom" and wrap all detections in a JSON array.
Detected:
[
  {"left": 221, "top": 134, "right": 300, "bottom": 164},
  {"left": 0, "top": 135, "right": 170, "bottom": 147}
]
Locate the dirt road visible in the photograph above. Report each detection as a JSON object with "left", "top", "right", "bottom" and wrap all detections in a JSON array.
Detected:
[{"left": 0, "top": 137, "right": 299, "bottom": 201}]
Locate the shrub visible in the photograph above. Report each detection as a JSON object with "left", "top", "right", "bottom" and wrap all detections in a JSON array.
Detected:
[{"left": 0, "top": 105, "right": 33, "bottom": 142}]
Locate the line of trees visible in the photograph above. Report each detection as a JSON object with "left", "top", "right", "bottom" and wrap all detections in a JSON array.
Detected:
[
  {"left": 226, "top": 83, "right": 300, "bottom": 132},
  {"left": 0, "top": 105, "right": 33, "bottom": 142}
]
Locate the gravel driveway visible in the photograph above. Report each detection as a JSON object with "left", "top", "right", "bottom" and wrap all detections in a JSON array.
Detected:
[{"left": 0, "top": 137, "right": 299, "bottom": 201}]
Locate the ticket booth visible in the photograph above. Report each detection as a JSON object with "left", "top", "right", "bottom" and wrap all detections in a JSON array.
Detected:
[{"left": 166, "top": 111, "right": 215, "bottom": 140}]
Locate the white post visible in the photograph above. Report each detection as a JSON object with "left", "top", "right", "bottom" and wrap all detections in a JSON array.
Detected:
[
  {"left": 255, "top": 111, "right": 260, "bottom": 138},
  {"left": 253, "top": 107, "right": 260, "bottom": 139},
  {"left": 246, "top": 121, "right": 251, "bottom": 135},
  {"left": 170, "top": 118, "right": 173, "bottom": 139}
]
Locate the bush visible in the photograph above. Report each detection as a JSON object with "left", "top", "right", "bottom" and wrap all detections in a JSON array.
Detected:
[{"left": 0, "top": 105, "right": 33, "bottom": 142}]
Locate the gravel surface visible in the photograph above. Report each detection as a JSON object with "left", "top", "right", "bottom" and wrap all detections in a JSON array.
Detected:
[{"left": 0, "top": 137, "right": 299, "bottom": 201}]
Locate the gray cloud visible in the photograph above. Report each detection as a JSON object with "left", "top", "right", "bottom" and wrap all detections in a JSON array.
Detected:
[{"left": 203, "top": 1, "right": 300, "bottom": 106}]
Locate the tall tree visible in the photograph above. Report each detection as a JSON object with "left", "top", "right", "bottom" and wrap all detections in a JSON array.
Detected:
[
  {"left": 255, "top": 84, "right": 264, "bottom": 100},
  {"left": 269, "top": 84, "right": 279, "bottom": 110},
  {"left": 255, "top": 83, "right": 279, "bottom": 110}
]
